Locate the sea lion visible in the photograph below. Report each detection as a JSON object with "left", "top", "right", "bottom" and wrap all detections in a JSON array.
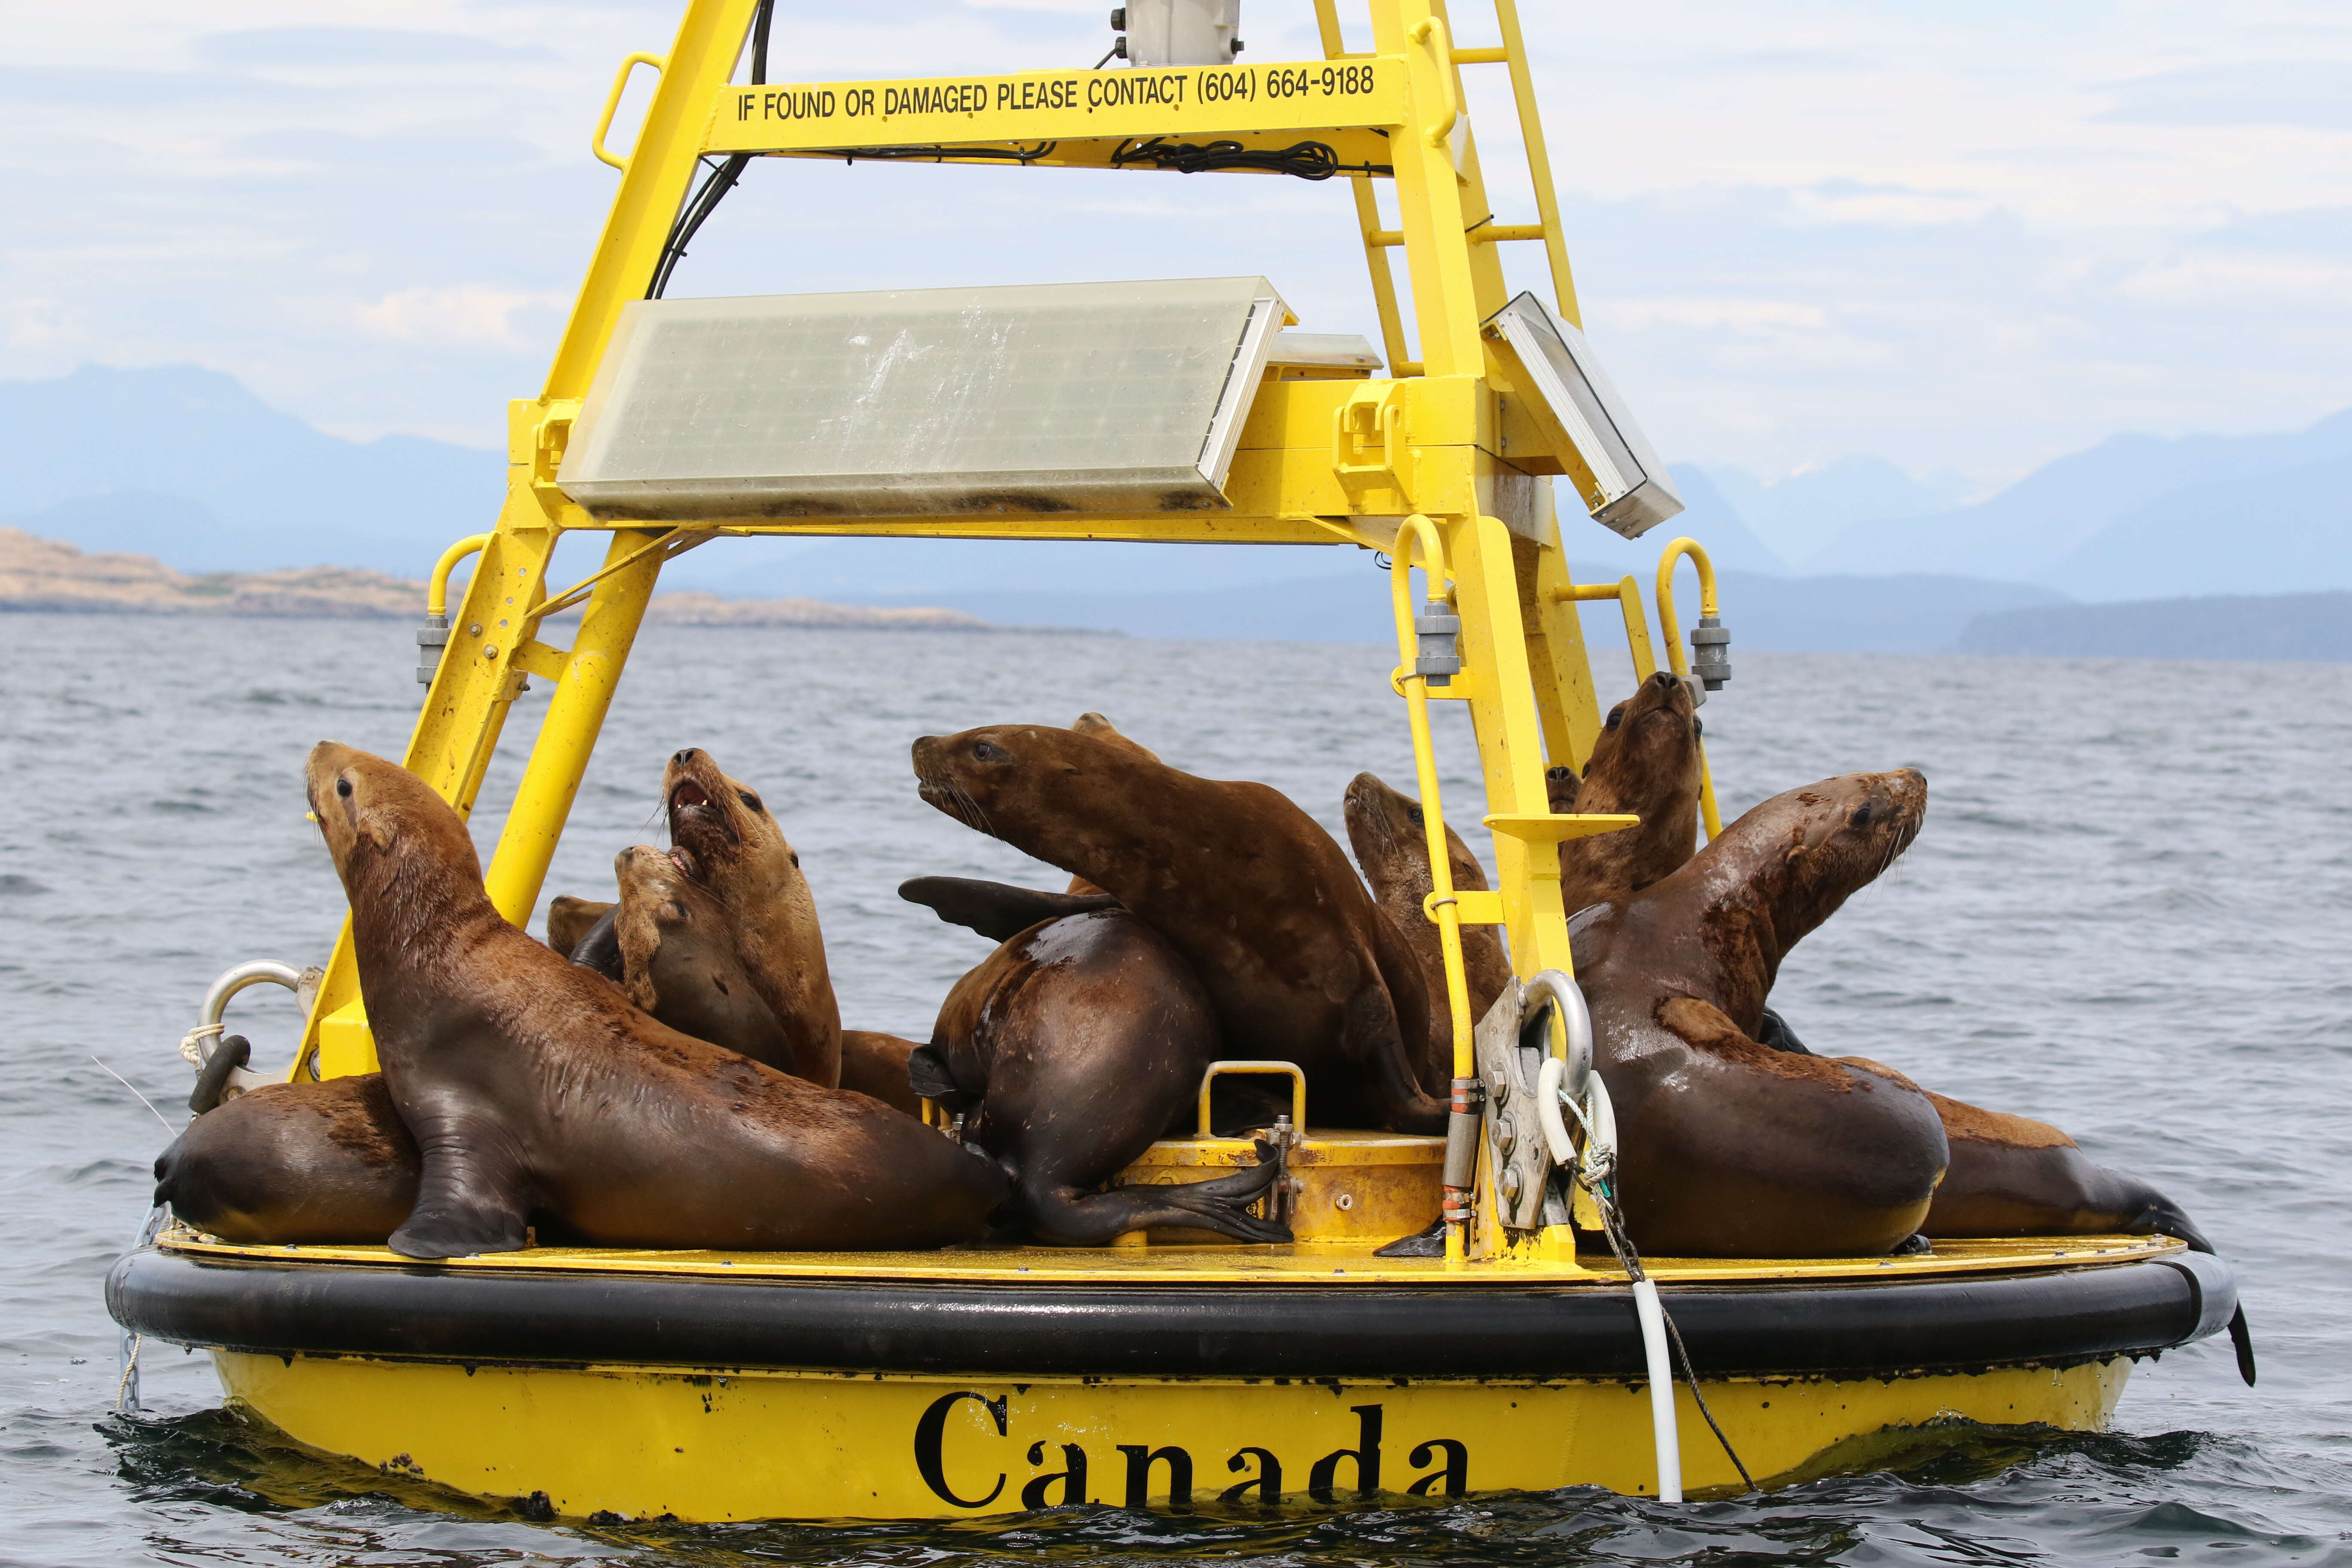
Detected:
[
  {"left": 1914, "top": 1087, "right": 2255, "bottom": 1381},
  {"left": 305, "top": 742, "right": 1005, "bottom": 1259},
  {"left": 546, "top": 895, "right": 611, "bottom": 959},
  {"left": 1062, "top": 712, "right": 1155, "bottom": 896},
  {"left": 607, "top": 843, "right": 796, "bottom": 1070},
  {"left": 152, "top": 1074, "right": 419, "bottom": 1245},
  {"left": 662, "top": 748, "right": 842, "bottom": 1087},
  {"left": 1559, "top": 671, "right": 1704, "bottom": 916},
  {"left": 910, "top": 908, "right": 1288, "bottom": 1245},
  {"left": 1571, "top": 770, "right": 1951, "bottom": 1256},
  {"left": 839, "top": 1030, "right": 926, "bottom": 1117},
  {"left": 912, "top": 725, "right": 1446, "bottom": 1133},
  {"left": 1342, "top": 772, "right": 1515, "bottom": 1040}
]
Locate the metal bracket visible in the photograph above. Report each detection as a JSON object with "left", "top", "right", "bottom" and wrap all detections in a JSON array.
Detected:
[
  {"left": 1474, "top": 979, "right": 1557, "bottom": 1231},
  {"left": 1331, "top": 381, "right": 1404, "bottom": 491},
  {"left": 530, "top": 400, "right": 583, "bottom": 514}
]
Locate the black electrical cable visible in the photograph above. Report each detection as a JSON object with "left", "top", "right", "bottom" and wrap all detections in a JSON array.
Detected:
[
  {"left": 827, "top": 142, "right": 1058, "bottom": 165},
  {"left": 1110, "top": 136, "right": 1389, "bottom": 180},
  {"left": 646, "top": 0, "right": 774, "bottom": 299}
]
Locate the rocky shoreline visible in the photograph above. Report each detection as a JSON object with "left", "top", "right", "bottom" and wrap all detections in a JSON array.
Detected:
[{"left": 0, "top": 529, "right": 986, "bottom": 629}]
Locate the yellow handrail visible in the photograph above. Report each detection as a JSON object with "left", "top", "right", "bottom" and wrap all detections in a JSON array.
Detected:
[
  {"left": 1195, "top": 1061, "right": 1308, "bottom": 1138},
  {"left": 1653, "top": 537, "right": 1725, "bottom": 839},
  {"left": 427, "top": 535, "right": 492, "bottom": 620},
  {"left": 1406, "top": 16, "right": 1461, "bottom": 147},
  {"left": 592, "top": 52, "right": 665, "bottom": 170},
  {"left": 1386, "top": 515, "right": 1476, "bottom": 1262}
]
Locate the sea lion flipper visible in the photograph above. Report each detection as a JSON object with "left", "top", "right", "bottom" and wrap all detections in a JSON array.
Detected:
[
  {"left": 1756, "top": 1006, "right": 1811, "bottom": 1055},
  {"left": 906, "top": 1044, "right": 965, "bottom": 1104},
  {"left": 1024, "top": 1141, "right": 1291, "bottom": 1246},
  {"left": 897, "top": 876, "right": 1121, "bottom": 943},
  {"left": 390, "top": 1148, "right": 532, "bottom": 1259},
  {"left": 567, "top": 906, "right": 624, "bottom": 981},
  {"left": 2227, "top": 1307, "right": 2257, "bottom": 1387}
]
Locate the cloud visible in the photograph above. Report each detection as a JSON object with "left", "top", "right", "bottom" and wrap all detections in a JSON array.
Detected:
[
  {"left": 3, "top": 0, "right": 2351, "bottom": 474},
  {"left": 1601, "top": 298, "right": 1828, "bottom": 333},
  {"left": 1784, "top": 184, "right": 2000, "bottom": 229},
  {"left": 2099, "top": 61, "right": 2352, "bottom": 130},
  {"left": 354, "top": 286, "right": 569, "bottom": 349},
  {"left": 2116, "top": 253, "right": 2352, "bottom": 307},
  {"left": 196, "top": 28, "right": 556, "bottom": 69}
]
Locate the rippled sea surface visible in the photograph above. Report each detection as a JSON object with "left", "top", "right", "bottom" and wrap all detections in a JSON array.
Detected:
[{"left": 3, "top": 609, "right": 2347, "bottom": 1566}]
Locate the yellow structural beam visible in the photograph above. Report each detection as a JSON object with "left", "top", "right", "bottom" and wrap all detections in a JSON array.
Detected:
[{"left": 285, "top": 0, "right": 1718, "bottom": 1281}]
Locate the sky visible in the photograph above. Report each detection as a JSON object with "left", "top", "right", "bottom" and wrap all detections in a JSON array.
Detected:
[{"left": 4, "top": 0, "right": 2349, "bottom": 490}]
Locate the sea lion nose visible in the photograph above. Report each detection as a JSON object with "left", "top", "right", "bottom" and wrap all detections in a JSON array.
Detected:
[{"left": 674, "top": 748, "right": 698, "bottom": 766}]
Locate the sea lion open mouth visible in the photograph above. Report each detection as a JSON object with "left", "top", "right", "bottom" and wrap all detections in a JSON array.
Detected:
[
  {"left": 667, "top": 845, "right": 699, "bottom": 880},
  {"left": 667, "top": 773, "right": 738, "bottom": 848}
]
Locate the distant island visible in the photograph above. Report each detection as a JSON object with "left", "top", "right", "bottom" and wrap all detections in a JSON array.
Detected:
[
  {"left": 0, "top": 529, "right": 987, "bottom": 630},
  {"left": 1957, "top": 592, "right": 2350, "bottom": 662}
]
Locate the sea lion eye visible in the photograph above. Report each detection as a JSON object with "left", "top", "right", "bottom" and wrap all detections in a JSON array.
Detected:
[
  {"left": 972, "top": 740, "right": 1005, "bottom": 762},
  {"left": 335, "top": 778, "right": 353, "bottom": 799},
  {"left": 1604, "top": 706, "right": 1624, "bottom": 731},
  {"left": 1693, "top": 717, "right": 1704, "bottom": 738},
  {"left": 790, "top": 851, "right": 800, "bottom": 867},
  {"left": 1851, "top": 804, "right": 1875, "bottom": 828},
  {"left": 1407, "top": 805, "right": 1424, "bottom": 827},
  {"left": 738, "top": 790, "right": 763, "bottom": 812}
]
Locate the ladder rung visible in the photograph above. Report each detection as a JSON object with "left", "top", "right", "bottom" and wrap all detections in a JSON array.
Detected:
[
  {"left": 1368, "top": 223, "right": 1547, "bottom": 249},
  {"left": 1452, "top": 46, "right": 1509, "bottom": 64}
]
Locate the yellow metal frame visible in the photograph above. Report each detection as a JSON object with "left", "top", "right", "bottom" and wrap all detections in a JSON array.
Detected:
[{"left": 285, "top": 0, "right": 1710, "bottom": 1271}]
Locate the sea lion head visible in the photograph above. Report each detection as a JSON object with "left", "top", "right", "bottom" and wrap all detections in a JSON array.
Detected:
[
  {"left": 1343, "top": 771, "right": 1486, "bottom": 903},
  {"left": 304, "top": 741, "right": 481, "bottom": 891},
  {"left": 1579, "top": 670, "right": 1702, "bottom": 814},
  {"left": 664, "top": 747, "right": 801, "bottom": 893},
  {"left": 912, "top": 723, "right": 1161, "bottom": 876},
  {"left": 612, "top": 843, "right": 720, "bottom": 1014},
  {"left": 1559, "top": 672, "right": 1709, "bottom": 912},
  {"left": 1745, "top": 768, "right": 1927, "bottom": 948}
]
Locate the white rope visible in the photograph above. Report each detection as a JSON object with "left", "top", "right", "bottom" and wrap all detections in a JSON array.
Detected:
[{"left": 179, "top": 1023, "right": 224, "bottom": 1069}]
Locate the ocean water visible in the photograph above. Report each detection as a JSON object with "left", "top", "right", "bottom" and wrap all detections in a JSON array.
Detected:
[{"left": 2, "top": 608, "right": 2346, "bottom": 1566}]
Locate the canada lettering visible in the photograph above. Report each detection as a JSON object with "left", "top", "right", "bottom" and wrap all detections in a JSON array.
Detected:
[{"left": 909, "top": 1393, "right": 1467, "bottom": 1507}]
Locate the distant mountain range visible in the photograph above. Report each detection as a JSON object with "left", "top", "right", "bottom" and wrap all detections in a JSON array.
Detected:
[
  {"left": 3, "top": 363, "right": 2345, "bottom": 656},
  {"left": 1955, "top": 592, "right": 2351, "bottom": 662}
]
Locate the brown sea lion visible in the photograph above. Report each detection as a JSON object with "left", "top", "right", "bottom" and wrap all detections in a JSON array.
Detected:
[
  {"left": 910, "top": 908, "right": 1287, "bottom": 1245},
  {"left": 662, "top": 748, "right": 842, "bottom": 1087},
  {"left": 305, "top": 741, "right": 1006, "bottom": 1259},
  {"left": 546, "top": 894, "right": 611, "bottom": 959},
  {"left": 1571, "top": 770, "right": 1950, "bottom": 1256},
  {"left": 912, "top": 725, "right": 1446, "bottom": 1133},
  {"left": 607, "top": 843, "right": 795, "bottom": 1070},
  {"left": 838, "top": 1030, "right": 926, "bottom": 1117},
  {"left": 1342, "top": 772, "right": 1515, "bottom": 1043},
  {"left": 1062, "top": 713, "right": 1155, "bottom": 896},
  {"left": 152, "top": 1074, "right": 419, "bottom": 1245},
  {"left": 1559, "top": 671, "right": 1705, "bottom": 916}
]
